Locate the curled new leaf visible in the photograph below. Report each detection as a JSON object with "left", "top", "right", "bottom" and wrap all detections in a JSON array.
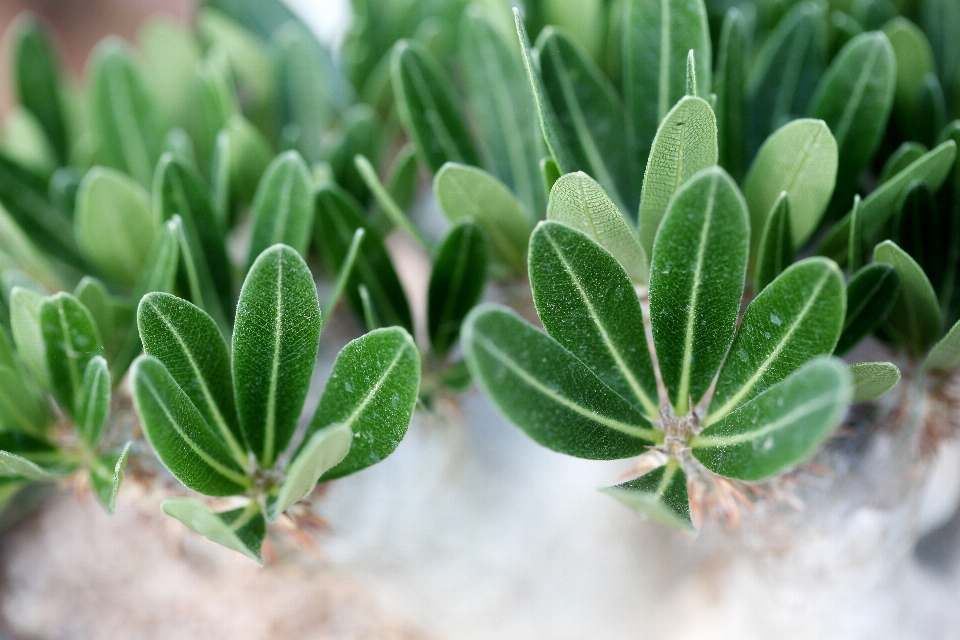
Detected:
[
  {"left": 270, "top": 423, "right": 352, "bottom": 521},
  {"left": 162, "top": 498, "right": 265, "bottom": 565}
]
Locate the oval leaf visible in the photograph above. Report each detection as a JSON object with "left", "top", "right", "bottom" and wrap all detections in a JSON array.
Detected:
[
  {"left": 248, "top": 151, "right": 314, "bottom": 267},
  {"left": 10, "top": 287, "right": 48, "bottom": 387},
  {"left": 874, "top": 240, "right": 941, "bottom": 355},
  {"left": 849, "top": 361, "right": 900, "bottom": 402},
  {"left": 162, "top": 498, "right": 265, "bottom": 565},
  {"left": 40, "top": 293, "right": 103, "bottom": 417},
  {"left": 270, "top": 423, "right": 352, "bottom": 521},
  {"left": 428, "top": 221, "right": 488, "bottom": 356},
  {"left": 836, "top": 263, "right": 901, "bottom": 355}
]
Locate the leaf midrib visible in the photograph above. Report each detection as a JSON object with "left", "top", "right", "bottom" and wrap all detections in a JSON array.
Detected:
[{"left": 261, "top": 256, "right": 286, "bottom": 467}]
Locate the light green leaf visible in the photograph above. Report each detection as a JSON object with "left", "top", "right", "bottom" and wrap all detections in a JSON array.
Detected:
[
  {"left": 638, "top": 96, "right": 718, "bottom": 257},
  {"left": 0, "top": 201, "right": 59, "bottom": 291},
  {"left": 428, "top": 222, "right": 488, "bottom": 356},
  {"left": 715, "top": 7, "right": 749, "bottom": 182},
  {"left": 463, "top": 305, "right": 661, "bottom": 460},
  {"left": 874, "top": 240, "right": 942, "bottom": 355},
  {"left": 649, "top": 167, "right": 749, "bottom": 415},
  {"left": 0, "top": 365, "right": 48, "bottom": 436},
  {"left": 883, "top": 17, "right": 936, "bottom": 131},
  {"left": 836, "top": 263, "right": 901, "bottom": 355},
  {"left": 10, "top": 287, "right": 47, "bottom": 387},
  {"left": 186, "top": 52, "right": 240, "bottom": 175},
  {"left": 248, "top": 151, "right": 313, "bottom": 267},
  {"left": 161, "top": 498, "right": 265, "bottom": 565},
  {"left": 131, "top": 355, "right": 249, "bottom": 496},
  {"left": 692, "top": 357, "right": 851, "bottom": 481},
  {"left": 849, "top": 361, "right": 900, "bottom": 402},
  {"left": 90, "top": 442, "right": 131, "bottom": 515},
  {"left": 138, "top": 293, "right": 246, "bottom": 464},
  {"left": 754, "top": 192, "right": 795, "bottom": 292},
  {"left": 75, "top": 167, "right": 157, "bottom": 288},
  {"left": 744, "top": 119, "right": 838, "bottom": 261},
  {"left": 136, "top": 216, "right": 182, "bottom": 297},
  {"left": 601, "top": 460, "right": 693, "bottom": 531},
  {"left": 0, "top": 450, "right": 57, "bottom": 481},
  {"left": 2, "top": 107, "right": 57, "bottom": 177},
  {"left": 810, "top": 31, "right": 896, "bottom": 218},
  {"left": 434, "top": 163, "right": 532, "bottom": 275},
  {"left": 547, "top": 172, "right": 647, "bottom": 284},
  {"left": 40, "top": 293, "right": 103, "bottom": 417},
  {"left": 12, "top": 15, "right": 69, "bottom": 164},
  {"left": 925, "top": 319, "right": 960, "bottom": 372},
  {"left": 74, "top": 277, "right": 113, "bottom": 348},
  {"left": 233, "top": 246, "right": 320, "bottom": 467},
  {"left": 307, "top": 327, "right": 420, "bottom": 481},
  {"left": 76, "top": 356, "right": 110, "bottom": 447},
  {"left": 270, "top": 423, "right": 352, "bottom": 521},
  {"left": 139, "top": 18, "right": 202, "bottom": 138},
  {"left": 708, "top": 258, "right": 845, "bottom": 422},
  {"left": 213, "top": 115, "right": 273, "bottom": 220},
  {"left": 623, "top": 0, "right": 712, "bottom": 177},
  {"left": 391, "top": 40, "right": 479, "bottom": 173},
  {"left": 529, "top": 221, "right": 659, "bottom": 417}
]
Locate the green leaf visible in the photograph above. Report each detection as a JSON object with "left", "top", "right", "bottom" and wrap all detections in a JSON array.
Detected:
[
  {"left": 601, "top": 460, "right": 693, "bottom": 531},
  {"left": 848, "top": 195, "right": 865, "bottom": 273},
  {"left": 138, "top": 293, "right": 247, "bottom": 463},
  {"left": 541, "top": 157, "right": 562, "bottom": 199},
  {"left": 748, "top": 2, "right": 827, "bottom": 151},
  {"left": 326, "top": 104, "right": 378, "bottom": 203},
  {"left": 925, "top": 318, "right": 960, "bottom": 371},
  {"left": 428, "top": 222, "right": 488, "bottom": 356},
  {"left": 76, "top": 356, "right": 110, "bottom": 447},
  {"left": 434, "top": 163, "right": 532, "bottom": 275},
  {"left": 391, "top": 40, "right": 479, "bottom": 174},
  {"left": 460, "top": 8, "right": 545, "bottom": 218},
  {"left": 247, "top": 151, "right": 313, "bottom": 267},
  {"left": 385, "top": 145, "right": 419, "bottom": 214},
  {"left": 89, "top": 38, "right": 164, "bottom": 187},
  {"left": 744, "top": 119, "right": 838, "bottom": 261},
  {"left": 75, "top": 167, "right": 157, "bottom": 288},
  {"left": 810, "top": 31, "right": 896, "bottom": 219},
  {"left": 0, "top": 366, "right": 48, "bottom": 437},
  {"left": 836, "top": 263, "right": 901, "bottom": 355},
  {"left": 186, "top": 53, "right": 240, "bottom": 175},
  {"left": 2, "top": 107, "right": 57, "bottom": 177},
  {"left": 715, "top": 7, "right": 749, "bottom": 182},
  {"left": 637, "top": 96, "right": 718, "bottom": 257},
  {"left": 536, "top": 27, "right": 631, "bottom": 212},
  {"left": 849, "top": 361, "right": 900, "bottom": 402},
  {"left": 691, "top": 357, "right": 851, "bottom": 481},
  {"left": 623, "top": 0, "right": 712, "bottom": 176},
  {"left": 213, "top": 115, "right": 273, "bottom": 220},
  {"left": 883, "top": 17, "right": 936, "bottom": 133},
  {"left": 74, "top": 277, "right": 113, "bottom": 348},
  {"left": 233, "top": 246, "right": 320, "bottom": 467},
  {"left": 708, "top": 258, "right": 845, "bottom": 422},
  {"left": 894, "top": 182, "right": 953, "bottom": 305},
  {"left": 270, "top": 423, "right": 352, "bottom": 521},
  {"left": 874, "top": 240, "right": 942, "bottom": 355},
  {"left": 819, "top": 140, "right": 956, "bottom": 262},
  {"left": 753, "top": 192, "right": 795, "bottom": 292},
  {"left": 354, "top": 154, "right": 427, "bottom": 247},
  {"left": 89, "top": 442, "right": 131, "bottom": 515},
  {"left": 12, "top": 15, "right": 69, "bottom": 164},
  {"left": 315, "top": 186, "right": 413, "bottom": 331},
  {"left": 131, "top": 355, "right": 249, "bottom": 496},
  {"left": 529, "top": 221, "right": 659, "bottom": 417},
  {"left": 463, "top": 305, "right": 661, "bottom": 460},
  {"left": 139, "top": 18, "right": 202, "bottom": 139},
  {"left": 306, "top": 327, "right": 420, "bottom": 480},
  {"left": 649, "top": 167, "right": 749, "bottom": 415},
  {"left": 10, "top": 287, "right": 47, "bottom": 387},
  {"left": 880, "top": 142, "right": 928, "bottom": 184},
  {"left": 922, "top": 0, "right": 960, "bottom": 113},
  {"left": 161, "top": 498, "right": 265, "bottom": 565},
  {"left": 136, "top": 216, "right": 182, "bottom": 297},
  {"left": 0, "top": 450, "right": 57, "bottom": 481},
  {"left": 40, "top": 293, "right": 103, "bottom": 417},
  {"left": 547, "top": 172, "right": 648, "bottom": 284},
  {"left": 916, "top": 73, "right": 948, "bottom": 148}
]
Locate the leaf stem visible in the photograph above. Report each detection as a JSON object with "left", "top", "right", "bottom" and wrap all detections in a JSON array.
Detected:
[{"left": 354, "top": 154, "right": 430, "bottom": 250}]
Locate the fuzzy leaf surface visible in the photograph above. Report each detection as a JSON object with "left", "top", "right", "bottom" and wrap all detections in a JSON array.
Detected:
[
  {"left": 248, "top": 151, "right": 313, "bottom": 267},
  {"left": 76, "top": 356, "right": 110, "bottom": 447},
  {"left": 162, "top": 498, "right": 265, "bottom": 565},
  {"left": 601, "top": 461, "right": 693, "bottom": 531},
  {"left": 40, "top": 293, "right": 103, "bottom": 417},
  {"left": 270, "top": 423, "right": 352, "bottom": 521},
  {"left": 90, "top": 442, "right": 130, "bottom": 515},
  {"left": 849, "top": 362, "right": 900, "bottom": 402},
  {"left": 836, "top": 263, "right": 901, "bottom": 355},
  {"left": 428, "top": 222, "right": 488, "bottom": 356}
]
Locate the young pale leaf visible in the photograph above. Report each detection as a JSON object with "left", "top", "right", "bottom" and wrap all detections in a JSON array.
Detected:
[
  {"left": 744, "top": 119, "right": 838, "bottom": 260},
  {"left": 894, "top": 183, "right": 953, "bottom": 305},
  {"left": 818, "top": 140, "right": 957, "bottom": 262},
  {"left": 162, "top": 498, "right": 265, "bottom": 565},
  {"left": 306, "top": 327, "right": 420, "bottom": 480},
  {"left": 836, "top": 263, "right": 901, "bottom": 355},
  {"left": 0, "top": 450, "right": 57, "bottom": 481},
  {"left": 90, "top": 38, "right": 164, "bottom": 187},
  {"left": 12, "top": 16, "right": 69, "bottom": 164},
  {"left": 76, "top": 168, "right": 157, "bottom": 288},
  {"left": 637, "top": 96, "right": 718, "bottom": 257},
  {"left": 40, "top": 293, "right": 103, "bottom": 417},
  {"left": 925, "top": 319, "right": 960, "bottom": 372},
  {"left": 139, "top": 18, "right": 202, "bottom": 140},
  {"left": 90, "top": 442, "right": 131, "bottom": 515},
  {"left": 434, "top": 163, "right": 532, "bottom": 275},
  {"left": 810, "top": 32, "right": 896, "bottom": 218},
  {"left": 748, "top": 2, "right": 827, "bottom": 150},
  {"left": 530, "top": 222, "right": 659, "bottom": 417},
  {"left": 849, "top": 361, "right": 900, "bottom": 402},
  {"left": 601, "top": 460, "right": 693, "bottom": 531},
  {"left": 138, "top": 293, "right": 246, "bottom": 462},
  {"left": 428, "top": 222, "right": 488, "bottom": 356},
  {"left": 649, "top": 167, "right": 749, "bottom": 415},
  {"left": 391, "top": 40, "right": 479, "bottom": 174},
  {"left": 131, "top": 356, "right": 249, "bottom": 496},
  {"left": 234, "top": 246, "right": 320, "bottom": 467},
  {"left": 874, "top": 241, "right": 942, "bottom": 355},
  {"left": 76, "top": 356, "right": 110, "bottom": 447},
  {"left": 460, "top": 8, "right": 545, "bottom": 218},
  {"left": 708, "top": 258, "right": 845, "bottom": 422},
  {"left": 74, "top": 278, "right": 113, "bottom": 351},
  {"left": 692, "top": 357, "right": 851, "bottom": 481},
  {"left": 315, "top": 186, "right": 413, "bottom": 331},
  {"left": 623, "top": 0, "right": 712, "bottom": 175},
  {"left": 10, "top": 287, "right": 47, "bottom": 387},
  {"left": 270, "top": 423, "right": 352, "bottom": 521},
  {"left": 0, "top": 366, "right": 48, "bottom": 436},
  {"left": 715, "top": 8, "right": 748, "bottom": 182},
  {"left": 536, "top": 27, "right": 631, "bottom": 212},
  {"left": 248, "top": 151, "right": 314, "bottom": 267},
  {"left": 463, "top": 305, "right": 661, "bottom": 460},
  {"left": 547, "top": 172, "right": 647, "bottom": 284},
  {"left": 880, "top": 143, "right": 928, "bottom": 184},
  {"left": 754, "top": 192, "right": 795, "bottom": 292}
]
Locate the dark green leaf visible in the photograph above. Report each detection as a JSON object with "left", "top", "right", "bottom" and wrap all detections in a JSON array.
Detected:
[
  {"left": 921, "top": 0, "right": 960, "bottom": 114},
  {"left": 161, "top": 498, "right": 265, "bottom": 565},
  {"left": 916, "top": 73, "right": 947, "bottom": 148},
  {"left": 248, "top": 151, "right": 314, "bottom": 267},
  {"left": 601, "top": 460, "right": 693, "bottom": 531},
  {"left": 849, "top": 361, "right": 900, "bottom": 402},
  {"left": 848, "top": 195, "right": 865, "bottom": 273},
  {"left": 12, "top": 15, "right": 69, "bottom": 164},
  {"left": 754, "top": 192, "right": 795, "bottom": 292},
  {"left": 894, "top": 182, "right": 954, "bottom": 306},
  {"left": 271, "top": 423, "right": 352, "bottom": 520},
  {"left": 874, "top": 240, "right": 942, "bottom": 355},
  {"left": 76, "top": 356, "right": 110, "bottom": 447},
  {"left": 89, "top": 442, "right": 131, "bottom": 515},
  {"left": 883, "top": 17, "right": 937, "bottom": 136},
  {"left": 385, "top": 145, "right": 419, "bottom": 214},
  {"left": 836, "top": 263, "right": 901, "bottom": 355},
  {"left": 715, "top": 8, "right": 749, "bottom": 182},
  {"left": 428, "top": 222, "right": 487, "bottom": 356},
  {"left": 880, "top": 142, "right": 928, "bottom": 184},
  {"left": 40, "top": 293, "right": 103, "bottom": 417}
]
